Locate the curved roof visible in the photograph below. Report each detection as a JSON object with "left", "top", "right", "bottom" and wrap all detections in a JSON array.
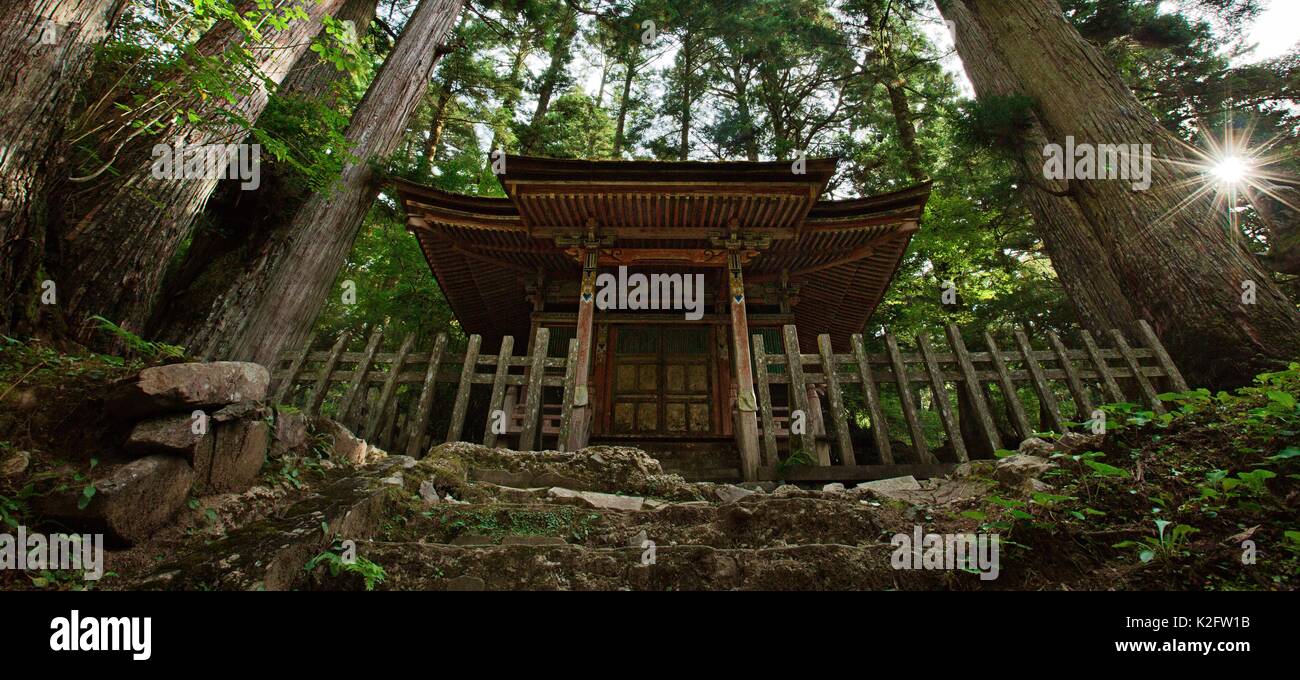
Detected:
[{"left": 394, "top": 156, "right": 929, "bottom": 349}]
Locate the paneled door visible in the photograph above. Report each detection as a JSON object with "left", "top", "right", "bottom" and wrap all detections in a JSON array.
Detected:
[{"left": 610, "top": 326, "right": 714, "bottom": 436}]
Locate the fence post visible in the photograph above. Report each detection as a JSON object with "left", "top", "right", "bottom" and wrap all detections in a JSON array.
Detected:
[
  {"left": 1109, "top": 329, "right": 1165, "bottom": 414},
  {"left": 1080, "top": 330, "right": 1125, "bottom": 404},
  {"left": 339, "top": 327, "right": 385, "bottom": 428},
  {"left": 885, "top": 331, "right": 932, "bottom": 464},
  {"left": 1048, "top": 331, "right": 1093, "bottom": 419},
  {"left": 817, "top": 335, "right": 855, "bottom": 466},
  {"left": 1014, "top": 329, "right": 1067, "bottom": 433},
  {"left": 557, "top": 338, "right": 580, "bottom": 452},
  {"left": 1136, "top": 320, "right": 1190, "bottom": 392},
  {"left": 446, "top": 335, "right": 481, "bottom": 442},
  {"left": 366, "top": 333, "right": 414, "bottom": 441},
  {"left": 851, "top": 333, "right": 894, "bottom": 465},
  {"left": 945, "top": 325, "right": 999, "bottom": 454},
  {"left": 917, "top": 334, "right": 968, "bottom": 463},
  {"left": 406, "top": 333, "right": 447, "bottom": 457},
  {"left": 752, "top": 334, "right": 779, "bottom": 468},
  {"left": 307, "top": 333, "right": 350, "bottom": 417},
  {"left": 983, "top": 332, "right": 1032, "bottom": 440},
  {"left": 273, "top": 332, "right": 316, "bottom": 405},
  {"left": 519, "top": 327, "right": 549, "bottom": 451},
  {"left": 483, "top": 336, "right": 516, "bottom": 448},
  {"left": 782, "top": 325, "right": 813, "bottom": 463}
]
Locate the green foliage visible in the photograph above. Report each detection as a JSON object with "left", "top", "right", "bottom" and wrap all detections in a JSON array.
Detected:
[
  {"left": 88, "top": 316, "right": 185, "bottom": 360},
  {"left": 305, "top": 545, "right": 387, "bottom": 591},
  {"left": 954, "top": 95, "right": 1039, "bottom": 152},
  {"left": 1114, "top": 519, "right": 1199, "bottom": 563}
]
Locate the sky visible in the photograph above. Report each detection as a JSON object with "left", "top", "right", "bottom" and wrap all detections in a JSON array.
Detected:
[{"left": 1240, "top": 0, "right": 1300, "bottom": 63}]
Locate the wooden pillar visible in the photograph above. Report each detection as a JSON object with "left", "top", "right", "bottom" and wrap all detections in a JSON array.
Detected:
[
  {"left": 564, "top": 247, "right": 597, "bottom": 451},
  {"left": 727, "top": 251, "right": 760, "bottom": 482}
]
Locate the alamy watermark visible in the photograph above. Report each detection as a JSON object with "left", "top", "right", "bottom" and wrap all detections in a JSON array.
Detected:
[
  {"left": 1043, "top": 136, "right": 1152, "bottom": 191},
  {"left": 0, "top": 525, "right": 104, "bottom": 581},
  {"left": 891, "top": 525, "right": 1000, "bottom": 580},
  {"left": 594, "top": 266, "right": 705, "bottom": 321},
  {"left": 150, "top": 142, "right": 261, "bottom": 190}
]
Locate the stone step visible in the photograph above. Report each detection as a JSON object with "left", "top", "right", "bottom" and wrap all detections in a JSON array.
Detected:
[
  {"left": 382, "top": 494, "right": 888, "bottom": 551},
  {"left": 302, "top": 540, "right": 951, "bottom": 591}
]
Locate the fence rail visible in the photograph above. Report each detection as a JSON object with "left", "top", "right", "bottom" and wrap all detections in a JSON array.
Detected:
[
  {"left": 751, "top": 320, "right": 1187, "bottom": 475},
  {"left": 269, "top": 319, "right": 1187, "bottom": 479},
  {"left": 270, "top": 327, "right": 579, "bottom": 458}
]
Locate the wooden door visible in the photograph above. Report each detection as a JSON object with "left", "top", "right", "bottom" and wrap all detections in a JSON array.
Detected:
[{"left": 610, "top": 326, "right": 714, "bottom": 436}]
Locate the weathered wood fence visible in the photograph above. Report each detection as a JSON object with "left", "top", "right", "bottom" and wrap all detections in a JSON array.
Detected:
[
  {"left": 269, "top": 320, "right": 1188, "bottom": 479},
  {"left": 752, "top": 320, "right": 1187, "bottom": 479},
  {"left": 269, "top": 327, "right": 582, "bottom": 457}
]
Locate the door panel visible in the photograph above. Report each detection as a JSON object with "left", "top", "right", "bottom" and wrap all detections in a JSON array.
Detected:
[{"left": 610, "top": 326, "right": 714, "bottom": 436}]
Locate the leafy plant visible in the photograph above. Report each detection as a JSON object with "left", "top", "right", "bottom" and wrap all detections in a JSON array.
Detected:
[
  {"left": 1114, "top": 519, "right": 1198, "bottom": 563},
  {"left": 305, "top": 547, "right": 386, "bottom": 591},
  {"left": 88, "top": 316, "right": 185, "bottom": 360}
]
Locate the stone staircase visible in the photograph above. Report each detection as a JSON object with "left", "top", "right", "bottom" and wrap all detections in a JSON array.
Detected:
[{"left": 133, "top": 442, "right": 961, "bottom": 591}]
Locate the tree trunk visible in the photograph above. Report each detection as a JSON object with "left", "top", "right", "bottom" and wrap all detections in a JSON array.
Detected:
[
  {"left": 169, "top": 0, "right": 466, "bottom": 367},
  {"left": 426, "top": 80, "right": 452, "bottom": 164},
  {"left": 520, "top": 10, "right": 576, "bottom": 156},
  {"left": 0, "top": 0, "right": 129, "bottom": 334},
  {"left": 54, "top": 0, "right": 345, "bottom": 337},
  {"left": 678, "top": 30, "right": 693, "bottom": 161},
  {"left": 732, "top": 64, "right": 759, "bottom": 162},
  {"left": 278, "top": 0, "right": 379, "bottom": 104},
  {"left": 147, "top": 1, "right": 379, "bottom": 345},
  {"left": 944, "top": 0, "right": 1300, "bottom": 388},
  {"left": 613, "top": 57, "right": 636, "bottom": 157}
]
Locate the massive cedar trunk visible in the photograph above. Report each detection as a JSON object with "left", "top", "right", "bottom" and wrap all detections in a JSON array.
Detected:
[
  {"left": 54, "top": 0, "right": 345, "bottom": 336},
  {"left": 0, "top": 0, "right": 129, "bottom": 334},
  {"left": 278, "top": 0, "right": 379, "bottom": 103},
  {"left": 935, "top": 3, "right": 1152, "bottom": 340},
  {"left": 148, "top": 0, "right": 380, "bottom": 341},
  {"left": 944, "top": 0, "right": 1300, "bottom": 387},
  {"left": 939, "top": 0, "right": 1140, "bottom": 337},
  {"left": 168, "top": 0, "right": 466, "bottom": 367}
]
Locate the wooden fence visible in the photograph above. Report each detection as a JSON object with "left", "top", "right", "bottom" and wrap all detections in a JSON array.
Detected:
[
  {"left": 269, "top": 320, "right": 1187, "bottom": 479},
  {"left": 269, "top": 327, "right": 581, "bottom": 458},
  {"left": 752, "top": 320, "right": 1187, "bottom": 479}
]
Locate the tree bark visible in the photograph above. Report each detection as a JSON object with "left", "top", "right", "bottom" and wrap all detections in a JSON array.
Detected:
[
  {"left": 54, "top": 0, "right": 345, "bottom": 336},
  {"left": 0, "top": 0, "right": 129, "bottom": 334},
  {"left": 147, "top": 1, "right": 379, "bottom": 345},
  {"left": 278, "top": 0, "right": 379, "bottom": 105},
  {"left": 944, "top": 0, "right": 1300, "bottom": 388},
  {"left": 168, "top": 0, "right": 466, "bottom": 367}
]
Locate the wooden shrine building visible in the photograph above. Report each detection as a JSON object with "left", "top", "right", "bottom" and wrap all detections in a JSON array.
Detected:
[{"left": 393, "top": 156, "right": 931, "bottom": 481}]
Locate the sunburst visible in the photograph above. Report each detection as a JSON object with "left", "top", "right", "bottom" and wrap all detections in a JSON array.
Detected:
[{"left": 1132, "top": 115, "right": 1299, "bottom": 243}]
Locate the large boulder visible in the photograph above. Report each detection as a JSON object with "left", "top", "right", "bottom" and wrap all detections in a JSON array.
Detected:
[
  {"left": 37, "top": 455, "right": 194, "bottom": 546},
  {"left": 122, "top": 403, "right": 271, "bottom": 496},
  {"left": 107, "top": 362, "right": 269, "bottom": 420},
  {"left": 192, "top": 404, "right": 271, "bottom": 495}
]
